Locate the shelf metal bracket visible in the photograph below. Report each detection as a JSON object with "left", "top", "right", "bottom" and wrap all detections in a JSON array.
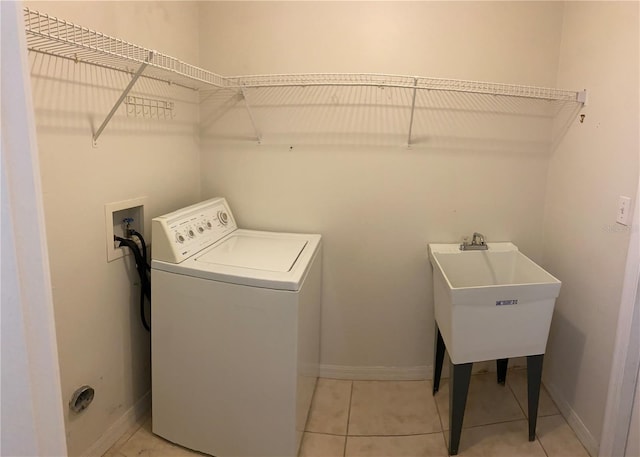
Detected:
[
  {"left": 407, "top": 78, "right": 418, "bottom": 147},
  {"left": 240, "top": 87, "right": 262, "bottom": 144},
  {"left": 577, "top": 89, "right": 588, "bottom": 105},
  {"left": 92, "top": 51, "right": 154, "bottom": 147}
]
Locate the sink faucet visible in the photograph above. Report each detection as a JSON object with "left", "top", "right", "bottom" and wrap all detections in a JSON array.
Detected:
[{"left": 460, "top": 232, "right": 488, "bottom": 251}]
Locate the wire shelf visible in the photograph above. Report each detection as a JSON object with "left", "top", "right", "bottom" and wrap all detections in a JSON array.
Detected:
[
  {"left": 24, "top": 7, "right": 227, "bottom": 90},
  {"left": 24, "top": 7, "right": 584, "bottom": 102},
  {"left": 415, "top": 77, "right": 579, "bottom": 101},
  {"left": 226, "top": 73, "right": 416, "bottom": 89},
  {"left": 226, "top": 73, "right": 582, "bottom": 102},
  {"left": 23, "top": 7, "right": 586, "bottom": 145}
]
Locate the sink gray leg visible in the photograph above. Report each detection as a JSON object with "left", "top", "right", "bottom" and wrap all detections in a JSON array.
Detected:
[
  {"left": 497, "top": 358, "right": 509, "bottom": 385},
  {"left": 449, "top": 362, "right": 472, "bottom": 455},
  {"left": 433, "top": 324, "right": 445, "bottom": 395},
  {"left": 526, "top": 354, "right": 544, "bottom": 441}
]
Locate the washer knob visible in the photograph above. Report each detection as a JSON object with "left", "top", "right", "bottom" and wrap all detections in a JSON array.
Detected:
[
  {"left": 187, "top": 229, "right": 196, "bottom": 238},
  {"left": 176, "top": 233, "right": 185, "bottom": 244},
  {"left": 217, "top": 211, "right": 229, "bottom": 225}
]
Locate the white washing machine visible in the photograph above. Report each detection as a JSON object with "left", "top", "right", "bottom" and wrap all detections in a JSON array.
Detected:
[{"left": 150, "top": 198, "right": 322, "bottom": 457}]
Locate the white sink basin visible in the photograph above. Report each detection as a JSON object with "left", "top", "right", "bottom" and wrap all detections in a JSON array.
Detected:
[{"left": 429, "top": 242, "right": 561, "bottom": 364}]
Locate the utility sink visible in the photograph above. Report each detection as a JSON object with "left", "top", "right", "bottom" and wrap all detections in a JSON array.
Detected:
[{"left": 428, "top": 242, "right": 561, "bottom": 364}]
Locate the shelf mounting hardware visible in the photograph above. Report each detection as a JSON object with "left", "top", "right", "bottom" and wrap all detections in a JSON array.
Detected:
[
  {"left": 92, "top": 50, "right": 154, "bottom": 147},
  {"left": 240, "top": 87, "right": 262, "bottom": 144},
  {"left": 407, "top": 78, "right": 418, "bottom": 147},
  {"left": 577, "top": 89, "right": 588, "bottom": 105}
]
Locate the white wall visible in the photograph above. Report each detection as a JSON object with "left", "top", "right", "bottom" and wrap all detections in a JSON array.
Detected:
[
  {"left": 198, "top": 1, "right": 568, "bottom": 374},
  {"left": 1, "top": 2, "right": 67, "bottom": 455},
  {"left": 25, "top": 2, "right": 202, "bottom": 455},
  {"left": 542, "top": 2, "right": 640, "bottom": 455}
]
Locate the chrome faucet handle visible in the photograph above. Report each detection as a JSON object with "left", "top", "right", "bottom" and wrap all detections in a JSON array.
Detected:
[
  {"left": 460, "top": 233, "right": 488, "bottom": 250},
  {"left": 472, "top": 232, "right": 485, "bottom": 245}
]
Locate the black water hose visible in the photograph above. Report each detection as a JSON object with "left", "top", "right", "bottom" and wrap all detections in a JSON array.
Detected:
[
  {"left": 115, "top": 235, "right": 151, "bottom": 331},
  {"left": 130, "top": 230, "right": 150, "bottom": 271}
]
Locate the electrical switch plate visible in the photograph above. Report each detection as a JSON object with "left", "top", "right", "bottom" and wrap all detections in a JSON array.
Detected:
[
  {"left": 616, "top": 195, "right": 632, "bottom": 226},
  {"left": 105, "top": 196, "right": 148, "bottom": 262}
]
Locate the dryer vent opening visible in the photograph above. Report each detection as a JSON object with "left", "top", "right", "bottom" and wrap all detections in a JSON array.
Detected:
[{"left": 69, "top": 385, "right": 95, "bottom": 413}]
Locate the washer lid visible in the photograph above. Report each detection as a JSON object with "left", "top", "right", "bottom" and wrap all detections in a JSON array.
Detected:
[
  {"left": 151, "top": 230, "right": 322, "bottom": 291},
  {"left": 195, "top": 233, "right": 307, "bottom": 272}
]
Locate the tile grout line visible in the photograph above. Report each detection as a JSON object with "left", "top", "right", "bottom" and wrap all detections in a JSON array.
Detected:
[
  {"left": 505, "top": 370, "right": 551, "bottom": 457},
  {"left": 505, "top": 372, "right": 529, "bottom": 420},
  {"left": 463, "top": 417, "right": 534, "bottom": 431},
  {"left": 537, "top": 432, "right": 552, "bottom": 457},
  {"left": 103, "top": 414, "right": 148, "bottom": 456},
  {"left": 310, "top": 428, "right": 512, "bottom": 438},
  {"left": 303, "top": 378, "right": 321, "bottom": 431},
  {"left": 430, "top": 377, "right": 451, "bottom": 455},
  {"left": 345, "top": 431, "right": 454, "bottom": 438},
  {"left": 534, "top": 417, "right": 552, "bottom": 457},
  {"left": 299, "top": 377, "right": 322, "bottom": 457},
  {"left": 432, "top": 377, "right": 447, "bottom": 434},
  {"left": 343, "top": 380, "right": 354, "bottom": 457},
  {"left": 301, "top": 431, "right": 349, "bottom": 438}
]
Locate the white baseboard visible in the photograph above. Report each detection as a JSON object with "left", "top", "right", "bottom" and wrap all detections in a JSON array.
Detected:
[
  {"left": 83, "top": 390, "right": 151, "bottom": 457},
  {"left": 544, "top": 380, "right": 599, "bottom": 457},
  {"left": 319, "top": 358, "right": 528, "bottom": 382},
  {"left": 319, "top": 364, "right": 431, "bottom": 380}
]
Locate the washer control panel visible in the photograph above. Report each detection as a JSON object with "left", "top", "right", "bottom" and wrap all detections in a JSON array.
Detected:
[{"left": 152, "top": 197, "right": 237, "bottom": 264}]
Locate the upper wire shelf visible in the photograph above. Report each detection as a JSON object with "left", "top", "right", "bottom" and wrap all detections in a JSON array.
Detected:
[
  {"left": 24, "top": 7, "right": 227, "bottom": 90},
  {"left": 227, "top": 74, "right": 585, "bottom": 102},
  {"left": 24, "top": 7, "right": 586, "bottom": 103},
  {"left": 23, "top": 7, "right": 587, "bottom": 145}
]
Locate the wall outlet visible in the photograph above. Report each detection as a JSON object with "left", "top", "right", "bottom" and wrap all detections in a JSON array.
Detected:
[
  {"left": 105, "top": 197, "right": 148, "bottom": 262},
  {"left": 616, "top": 195, "right": 632, "bottom": 226}
]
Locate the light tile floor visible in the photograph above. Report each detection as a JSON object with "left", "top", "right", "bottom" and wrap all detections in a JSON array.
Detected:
[{"left": 104, "top": 369, "right": 590, "bottom": 457}]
